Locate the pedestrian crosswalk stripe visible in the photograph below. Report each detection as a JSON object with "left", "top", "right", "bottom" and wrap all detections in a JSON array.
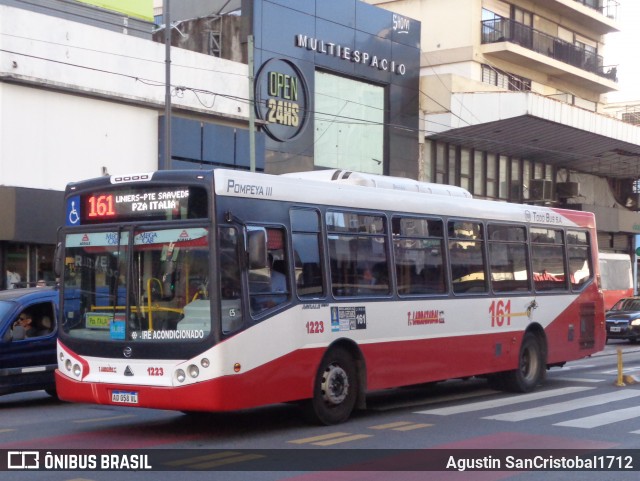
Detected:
[
  {"left": 288, "top": 432, "right": 351, "bottom": 444},
  {"left": 312, "top": 434, "right": 373, "bottom": 446},
  {"left": 552, "top": 377, "right": 605, "bottom": 383},
  {"left": 369, "top": 421, "right": 432, "bottom": 431},
  {"left": 288, "top": 432, "right": 372, "bottom": 445},
  {"left": 415, "top": 386, "right": 593, "bottom": 416},
  {"left": 554, "top": 406, "right": 640, "bottom": 429},
  {"left": 391, "top": 423, "right": 432, "bottom": 431},
  {"left": 370, "top": 421, "right": 416, "bottom": 429},
  {"left": 484, "top": 390, "right": 640, "bottom": 422}
]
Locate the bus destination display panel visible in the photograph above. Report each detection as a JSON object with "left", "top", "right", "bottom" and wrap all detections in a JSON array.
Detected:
[{"left": 66, "top": 186, "right": 208, "bottom": 226}]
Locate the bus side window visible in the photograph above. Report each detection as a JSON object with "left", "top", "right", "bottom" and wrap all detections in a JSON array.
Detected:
[
  {"left": 531, "top": 228, "right": 567, "bottom": 292},
  {"left": 290, "top": 208, "right": 324, "bottom": 298},
  {"left": 249, "top": 227, "right": 290, "bottom": 314},
  {"left": 393, "top": 217, "right": 446, "bottom": 295},
  {"left": 327, "top": 211, "right": 389, "bottom": 297},
  {"left": 488, "top": 224, "right": 529, "bottom": 293},
  {"left": 448, "top": 220, "right": 488, "bottom": 294},
  {"left": 567, "top": 230, "right": 591, "bottom": 289}
]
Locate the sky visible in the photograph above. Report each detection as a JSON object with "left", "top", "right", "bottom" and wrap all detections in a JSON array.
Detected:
[{"left": 604, "top": 0, "right": 640, "bottom": 102}]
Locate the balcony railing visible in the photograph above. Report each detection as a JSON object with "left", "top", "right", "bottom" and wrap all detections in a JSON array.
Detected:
[
  {"left": 481, "top": 18, "right": 617, "bottom": 82},
  {"left": 574, "top": 0, "right": 619, "bottom": 20}
]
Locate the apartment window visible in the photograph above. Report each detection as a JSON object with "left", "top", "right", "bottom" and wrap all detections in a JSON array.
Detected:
[
  {"left": 522, "top": 160, "right": 532, "bottom": 201},
  {"left": 534, "top": 162, "right": 545, "bottom": 180},
  {"left": 481, "top": 65, "right": 531, "bottom": 92},
  {"left": 423, "top": 140, "right": 434, "bottom": 182},
  {"left": 448, "top": 145, "right": 458, "bottom": 185},
  {"left": 473, "top": 150, "right": 485, "bottom": 196},
  {"left": 512, "top": 6, "right": 532, "bottom": 27},
  {"left": 498, "top": 155, "right": 509, "bottom": 199},
  {"left": 487, "top": 153, "right": 498, "bottom": 198},
  {"left": 460, "top": 148, "right": 471, "bottom": 191},
  {"left": 436, "top": 142, "right": 446, "bottom": 183},
  {"left": 510, "top": 158, "right": 521, "bottom": 202}
]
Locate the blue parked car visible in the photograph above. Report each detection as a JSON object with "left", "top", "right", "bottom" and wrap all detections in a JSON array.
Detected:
[{"left": 0, "top": 287, "right": 59, "bottom": 397}]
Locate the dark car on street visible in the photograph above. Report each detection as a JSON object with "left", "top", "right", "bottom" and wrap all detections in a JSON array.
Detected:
[
  {"left": 605, "top": 297, "right": 640, "bottom": 343},
  {"left": 0, "top": 287, "right": 58, "bottom": 397}
]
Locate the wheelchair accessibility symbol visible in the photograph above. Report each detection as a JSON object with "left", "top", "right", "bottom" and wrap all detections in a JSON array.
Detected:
[{"left": 66, "top": 196, "right": 80, "bottom": 226}]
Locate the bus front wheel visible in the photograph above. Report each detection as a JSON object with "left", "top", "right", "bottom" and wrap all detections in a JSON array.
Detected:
[
  {"left": 502, "top": 332, "right": 545, "bottom": 393},
  {"left": 306, "top": 347, "right": 358, "bottom": 425}
]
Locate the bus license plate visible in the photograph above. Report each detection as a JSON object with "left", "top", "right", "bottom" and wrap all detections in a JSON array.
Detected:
[{"left": 112, "top": 391, "right": 138, "bottom": 404}]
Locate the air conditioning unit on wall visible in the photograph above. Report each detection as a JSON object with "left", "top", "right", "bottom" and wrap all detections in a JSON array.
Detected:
[
  {"left": 529, "top": 179, "right": 553, "bottom": 201},
  {"left": 556, "top": 181, "right": 579, "bottom": 198}
]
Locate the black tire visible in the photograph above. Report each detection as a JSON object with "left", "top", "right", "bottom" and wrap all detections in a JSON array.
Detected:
[
  {"left": 306, "top": 347, "right": 358, "bottom": 425},
  {"left": 502, "top": 332, "right": 545, "bottom": 393}
]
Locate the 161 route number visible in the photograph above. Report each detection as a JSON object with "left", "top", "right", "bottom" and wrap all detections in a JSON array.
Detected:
[{"left": 490, "top": 300, "right": 511, "bottom": 327}]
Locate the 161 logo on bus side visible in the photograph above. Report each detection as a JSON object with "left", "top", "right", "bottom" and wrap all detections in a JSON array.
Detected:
[
  {"left": 490, "top": 299, "right": 537, "bottom": 326},
  {"left": 490, "top": 300, "right": 511, "bottom": 327}
]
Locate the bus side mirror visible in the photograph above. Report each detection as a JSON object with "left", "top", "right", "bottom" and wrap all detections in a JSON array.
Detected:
[
  {"left": 54, "top": 242, "right": 63, "bottom": 278},
  {"left": 247, "top": 228, "right": 267, "bottom": 270}
]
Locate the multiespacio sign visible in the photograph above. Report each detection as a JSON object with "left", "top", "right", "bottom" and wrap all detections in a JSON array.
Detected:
[{"left": 294, "top": 34, "right": 407, "bottom": 76}]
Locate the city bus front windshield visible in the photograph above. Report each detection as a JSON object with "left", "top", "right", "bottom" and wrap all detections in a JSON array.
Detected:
[{"left": 62, "top": 228, "right": 211, "bottom": 342}]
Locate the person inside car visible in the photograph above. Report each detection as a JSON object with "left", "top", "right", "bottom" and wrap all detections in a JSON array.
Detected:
[{"left": 12, "top": 311, "right": 37, "bottom": 338}]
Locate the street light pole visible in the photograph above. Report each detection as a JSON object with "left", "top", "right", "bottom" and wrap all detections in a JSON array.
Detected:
[{"left": 163, "top": 0, "right": 172, "bottom": 170}]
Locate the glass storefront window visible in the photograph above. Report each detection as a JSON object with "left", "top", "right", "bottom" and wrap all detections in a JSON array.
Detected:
[
  {"left": 6, "top": 244, "right": 27, "bottom": 289},
  {"left": 5, "top": 243, "right": 55, "bottom": 288},
  {"left": 314, "top": 72, "right": 384, "bottom": 174}
]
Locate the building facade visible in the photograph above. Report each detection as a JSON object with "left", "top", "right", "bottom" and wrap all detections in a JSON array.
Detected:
[
  {"left": 0, "top": 0, "right": 421, "bottom": 288},
  {"left": 365, "top": 0, "right": 640, "bottom": 287},
  {"left": 0, "top": 0, "right": 252, "bottom": 287}
]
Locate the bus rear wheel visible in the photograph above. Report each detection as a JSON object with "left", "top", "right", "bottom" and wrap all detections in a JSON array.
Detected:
[
  {"left": 306, "top": 347, "right": 358, "bottom": 425},
  {"left": 502, "top": 332, "right": 544, "bottom": 393}
]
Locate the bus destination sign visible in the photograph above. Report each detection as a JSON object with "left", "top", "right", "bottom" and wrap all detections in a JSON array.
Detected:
[{"left": 66, "top": 186, "right": 207, "bottom": 226}]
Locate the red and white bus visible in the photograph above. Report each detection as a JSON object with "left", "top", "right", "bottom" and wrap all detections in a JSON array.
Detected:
[
  {"left": 598, "top": 252, "right": 633, "bottom": 310},
  {"left": 55, "top": 168, "right": 606, "bottom": 424}
]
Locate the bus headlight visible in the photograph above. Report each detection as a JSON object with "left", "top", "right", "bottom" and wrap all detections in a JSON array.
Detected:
[
  {"left": 200, "top": 358, "right": 210, "bottom": 368},
  {"left": 188, "top": 364, "right": 199, "bottom": 378},
  {"left": 65, "top": 359, "right": 72, "bottom": 371},
  {"left": 175, "top": 369, "right": 186, "bottom": 383},
  {"left": 73, "top": 364, "right": 82, "bottom": 377}
]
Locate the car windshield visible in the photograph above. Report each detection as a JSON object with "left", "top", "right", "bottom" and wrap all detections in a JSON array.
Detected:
[
  {"left": 613, "top": 299, "right": 640, "bottom": 311},
  {"left": 0, "top": 300, "right": 16, "bottom": 322}
]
